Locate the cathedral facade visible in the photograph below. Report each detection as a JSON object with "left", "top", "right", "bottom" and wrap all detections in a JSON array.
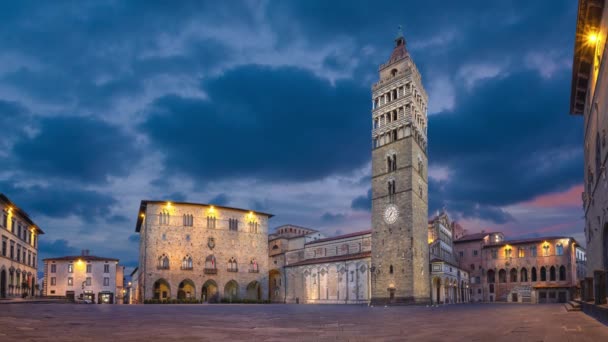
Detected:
[{"left": 370, "top": 30, "right": 431, "bottom": 304}]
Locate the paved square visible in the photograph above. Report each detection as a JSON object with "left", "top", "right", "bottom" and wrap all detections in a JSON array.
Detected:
[{"left": 0, "top": 303, "right": 607, "bottom": 341}]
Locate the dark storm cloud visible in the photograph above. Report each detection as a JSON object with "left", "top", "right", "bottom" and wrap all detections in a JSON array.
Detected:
[
  {"left": 351, "top": 189, "right": 372, "bottom": 212},
  {"left": 12, "top": 116, "right": 142, "bottom": 184},
  {"left": 321, "top": 212, "right": 346, "bottom": 223},
  {"left": 142, "top": 65, "right": 370, "bottom": 182},
  {"left": 38, "top": 239, "right": 79, "bottom": 257},
  {"left": 209, "top": 193, "right": 230, "bottom": 206},
  {"left": 0, "top": 181, "right": 120, "bottom": 224},
  {"left": 428, "top": 71, "right": 582, "bottom": 209}
]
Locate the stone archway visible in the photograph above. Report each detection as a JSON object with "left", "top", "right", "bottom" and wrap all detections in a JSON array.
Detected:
[
  {"left": 153, "top": 278, "right": 171, "bottom": 300},
  {"left": 224, "top": 280, "right": 239, "bottom": 301},
  {"left": 202, "top": 280, "right": 218, "bottom": 303},
  {"left": 246, "top": 281, "right": 261, "bottom": 301},
  {"left": 0, "top": 269, "right": 6, "bottom": 298},
  {"left": 177, "top": 279, "right": 195, "bottom": 300}
]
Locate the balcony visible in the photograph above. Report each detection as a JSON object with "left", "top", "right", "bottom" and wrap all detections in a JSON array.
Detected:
[
  {"left": 204, "top": 268, "right": 217, "bottom": 275},
  {"left": 227, "top": 268, "right": 238, "bottom": 273},
  {"left": 180, "top": 267, "right": 193, "bottom": 271}
]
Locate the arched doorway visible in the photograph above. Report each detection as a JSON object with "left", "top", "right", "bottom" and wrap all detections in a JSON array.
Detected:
[
  {"left": 177, "top": 279, "right": 195, "bottom": 300},
  {"left": 224, "top": 280, "right": 239, "bottom": 301},
  {"left": 269, "top": 269, "right": 282, "bottom": 302},
  {"left": 153, "top": 278, "right": 171, "bottom": 301},
  {"left": 201, "top": 280, "right": 218, "bottom": 303},
  {"left": 0, "top": 269, "right": 6, "bottom": 298},
  {"left": 433, "top": 277, "right": 441, "bottom": 304},
  {"left": 246, "top": 281, "right": 261, "bottom": 301}
]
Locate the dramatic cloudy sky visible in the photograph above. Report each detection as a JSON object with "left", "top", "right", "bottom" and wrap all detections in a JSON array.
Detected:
[{"left": 0, "top": 1, "right": 584, "bottom": 273}]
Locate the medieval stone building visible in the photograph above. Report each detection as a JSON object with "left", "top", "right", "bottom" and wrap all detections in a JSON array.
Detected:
[{"left": 134, "top": 200, "right": 272, "bottom": 302}]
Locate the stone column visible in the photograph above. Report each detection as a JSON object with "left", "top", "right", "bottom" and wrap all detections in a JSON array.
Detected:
[{"left": 593, "top": 271, "right": 607, "bottom": 305}]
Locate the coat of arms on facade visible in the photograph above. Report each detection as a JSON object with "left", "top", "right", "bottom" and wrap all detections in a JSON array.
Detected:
[{"left": 208, "top": 237, "right": 215, "bottom": 250}]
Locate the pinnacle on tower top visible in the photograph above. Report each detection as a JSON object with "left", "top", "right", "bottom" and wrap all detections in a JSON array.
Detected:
[{"left": 395, "top": 25, "right": 406, "bottom": 46}]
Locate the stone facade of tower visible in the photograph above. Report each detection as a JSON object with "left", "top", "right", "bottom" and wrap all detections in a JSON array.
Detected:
[{"left": 370, "top": 32, "right": 430, "bottom": 304}]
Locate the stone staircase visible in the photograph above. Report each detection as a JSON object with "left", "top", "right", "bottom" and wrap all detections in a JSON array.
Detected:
[{"left": 564, "top": 300, "right": 582, "bottom": 312}]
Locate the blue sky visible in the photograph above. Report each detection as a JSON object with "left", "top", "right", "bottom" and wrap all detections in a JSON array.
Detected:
[{"left": 0, "top": 1, "right": 584, "bottom": 272}]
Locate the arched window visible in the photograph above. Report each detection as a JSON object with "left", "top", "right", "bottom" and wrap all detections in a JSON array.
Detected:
[
  {"left": 391, "top": 69, "right": 398, "bottom": 77},
  {"left": 389, "top": 265, "right": 394, "bottom": 274},
  {"left": 388, "top": 180, "right": 396, "bottom": 203},
  {"left": 158, "top": 254, "right": 170, "bottom": 269},
  {"left": 487, "top": 269, "right": 495, "bottom": 283},
  {"left": 206, "top": 216, "right": 216, "bottom": 229},
  {"left": 229, "top": 218, "right": 239, "bottom": 231},
  {"left": 159, "top": 209, "right": 170, "bottom": 225},
  {"left": 559, "top": 265, "right": 566, "bottom": 281},
  {"left": 183, "top": 214, "right": 193, "bottom": 227},
  {"left": 205, "top": 255, "right": 216, "bottom": 269},
  {"left": 540, "top": 267, "right": 546, "bottom": 281},
  {"left": 531, "top": 267, "right": 537, "bottom": 282},
  {"left": 556, "top": 243, "right": 563, "bottom": 256},
  {"left": 249, "top": 259, "right": 259, "bottom": 273},
  {"left": 228, "top": 257, "right": 238, "bottom": 272},
  {"left": 392, "top": 155, "right": 397, "bottom": 171},
  {"left": 520, "top": 268, "right": 528, "bottom": 282},
  {"left": 498, "top": 269, "right": 506, "bottom": 283},
  {"left": 181, "top": 255, "right": 193, "bottom": 270},
  {"left": 549, "top": 266, "right": 556, "bottom": 281},
  {"left": 248, "top": 221, "right": 258, "bottom": 233},
  {"left": 387, "top": 156, "right": 392, "bottom": 172},
  {"left": 510, "top": 268, "right": 517, "bottom": 282}
]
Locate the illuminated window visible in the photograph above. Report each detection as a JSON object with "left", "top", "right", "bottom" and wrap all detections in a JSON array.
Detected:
[
  {"left": 518, "top": 248, "right": 525, "bottom": 258},
  {"left": 543, "top": 244, "right": 550, "bottom": 256},
  {"left": 504, "top": 247, "right": 512, "bottom": 258},
  {"left": 68, "top": 277, "right": 73, "bottom": 286}
]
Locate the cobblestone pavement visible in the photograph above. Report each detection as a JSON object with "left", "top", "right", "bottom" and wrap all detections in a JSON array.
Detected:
[{"left": 0, "top": 303, "right": 607, "bottom": 341}]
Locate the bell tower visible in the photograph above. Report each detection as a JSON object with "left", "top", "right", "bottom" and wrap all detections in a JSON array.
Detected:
[{"left": 370, "top": 28, "right": 430, "bottom": 305}]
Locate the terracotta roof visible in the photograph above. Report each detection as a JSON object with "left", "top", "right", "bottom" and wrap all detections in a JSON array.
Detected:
[
  {"left": 305, "top": 230, "right": 371, "bottom": 245},
  {"left": 454, "top": 232, "right": 495, "bottom": 243},
  {"left": 286, "top": 251, "right": 371, "bottom": 267},
  {"left": 43, "top": 255, "right": 119, "bottom": 262}
]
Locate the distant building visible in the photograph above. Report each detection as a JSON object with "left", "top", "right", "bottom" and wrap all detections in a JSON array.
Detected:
[
  {"left": 134, "top": 200, "right": 272, "bottom": 302},
  {"left": 267, "top": 224, "right": 325, "bottom": 302},
  {"left": 0, "top": 193, "right": 44, "bottom": 298},
  {"left": 453, "top": 231, "right": 505, "bottom": 302},
  {"left": 428, "top": 212, "right": 470, "bottom": 304},
  {"left": 43, "top": 250, "right": 121, "bottom": 303},
  {"left": 570, "top": 0, "right": 608, "bottom": 305},
  {"left": 454, "top": 235, "right": 584, "bottom": 303}
]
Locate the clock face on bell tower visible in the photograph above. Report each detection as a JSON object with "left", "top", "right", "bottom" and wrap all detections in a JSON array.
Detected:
[{"left": 369, "top": 28, "right": 430, "bottom": 305}]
